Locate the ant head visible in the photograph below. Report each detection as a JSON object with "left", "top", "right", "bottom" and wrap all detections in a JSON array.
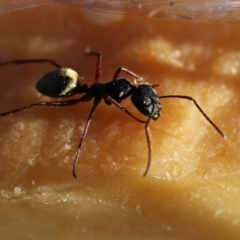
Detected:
[
  {"left": 131, "top": 84, "right": 161, "bottom": 120},
  {"left": 36, "top": 68, "right": 83, "bottom": 98}
]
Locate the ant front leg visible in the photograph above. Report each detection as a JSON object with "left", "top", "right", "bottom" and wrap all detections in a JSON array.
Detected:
[
  {"left": 0, "top": 59, "right": 63, "bottom": 69},
  {"left": 143, "top": 116, "right": 152, "bottom": 177},
  {"left": 105, "top": 93, "right": 154, "bottom": 176},
  {"left": 104, "top": 94, "right": 146, "bottom": 123}
]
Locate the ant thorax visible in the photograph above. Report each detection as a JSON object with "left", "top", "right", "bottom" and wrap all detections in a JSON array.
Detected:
[
  {"left": 104, "top": 78, "right": 135, "bottom": 102},
  {"left": 133, "top": 75, "right": 149, "bottom": 87}
]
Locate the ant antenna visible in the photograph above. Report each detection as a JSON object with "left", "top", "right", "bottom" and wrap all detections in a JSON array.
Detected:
[{"left": 159, "top": 95, "right": 225, "bottom": 138}]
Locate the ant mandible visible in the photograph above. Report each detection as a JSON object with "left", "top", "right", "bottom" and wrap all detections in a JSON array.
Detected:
[{"left": 0, "top": 48, "right": 225, "bottom": 178}]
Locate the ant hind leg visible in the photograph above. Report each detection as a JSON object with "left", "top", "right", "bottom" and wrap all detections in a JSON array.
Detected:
[{"left": 0, "top": 59, "right": 63, "bottom": 69}]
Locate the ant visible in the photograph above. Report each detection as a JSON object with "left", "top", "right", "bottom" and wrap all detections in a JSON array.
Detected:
[{"left": 0, "top": 48, "right": 225, "bottom": 178}]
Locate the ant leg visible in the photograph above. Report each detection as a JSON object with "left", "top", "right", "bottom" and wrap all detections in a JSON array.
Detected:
[
  {"left": 0, "top": 59, "right": 63, "bottom": 68},
  {"left": 112, "top": 67, "right": 144, "bottom": 82},
  {"left": 85, "top": 48, "right": 102, "bottom": 83},
  {"left": 0, "top": 97, "right": 92, "bottom": 117},
  {"left": 143, "top": 116, "right": 152, "bottom": 177},
  {"left": 72, "top": 97, "right": 101, "bottom": 178},
  {"left": 104, "top": 95, "right": 146, "bottom": 123},
  {"left": 159, "top": 95, "right": 226, "bottom": 138},
  {"left": 105, "top": 94, "right": 153, "bottom": 175}
]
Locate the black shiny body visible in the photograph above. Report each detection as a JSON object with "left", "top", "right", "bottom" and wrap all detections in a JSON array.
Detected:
[
  {"left": 0, "top": 49, "right": 225, "bottom": 178},
  {"left": 73, "top": 79, "right": 161, "bottom": 121}
]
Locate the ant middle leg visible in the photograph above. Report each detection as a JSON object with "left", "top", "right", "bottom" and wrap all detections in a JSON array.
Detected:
[
  {"left": 72, "top": 97, "right": 101, "bottom": 178},
  {"left": 85, "top": 48, "right": 102, "bottom": 83},
  {"left": 0, "top": 59, "right": 63, "bottom": 69},
  {"left": 112, "top": 67, "right": 144, "bottom": 83}
]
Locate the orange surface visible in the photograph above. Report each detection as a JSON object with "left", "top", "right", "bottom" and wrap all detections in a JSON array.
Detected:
[{"left": 0, "top": 5, "right": 239, "bottom": 240}]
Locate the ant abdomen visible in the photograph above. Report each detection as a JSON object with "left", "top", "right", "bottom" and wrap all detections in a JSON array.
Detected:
[{"left": 36, "top": 68, "right": 83, "bottom": 98}]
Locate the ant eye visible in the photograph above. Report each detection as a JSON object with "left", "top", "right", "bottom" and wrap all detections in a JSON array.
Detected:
[
  {"left": 36, "top": 68, "right": 82, "bottom": 98},
  {"left": 148, "top": 105, "right": 161, "bottom": 120}
]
